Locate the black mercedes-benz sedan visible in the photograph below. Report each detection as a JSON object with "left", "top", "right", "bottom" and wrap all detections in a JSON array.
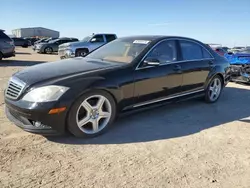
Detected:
[{"left": 4, "top": 36, "right": 231, "bottom": 137}]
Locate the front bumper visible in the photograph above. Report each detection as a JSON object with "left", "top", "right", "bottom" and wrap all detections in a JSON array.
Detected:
[
  {"left": 5, "top": 99, "right": 68, "bottom": 135},
  {"left": 58, "top": 49, "right": 75, "bottom": 59}
]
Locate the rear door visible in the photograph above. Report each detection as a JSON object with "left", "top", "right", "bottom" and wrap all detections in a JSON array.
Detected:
[
  {"left": 54, "top": 39, "right": 70, "bottom": 51},
  {"left": 178, "top": 39, "right": 214, "bottom": 93}
]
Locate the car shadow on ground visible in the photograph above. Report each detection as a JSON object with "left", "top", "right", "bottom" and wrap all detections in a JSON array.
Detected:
[
  {"left": 48, "top": 86, "right": 250, "bottom": 145},
  {"left": 15, "top": 52, "right": 31, "bottom": 55},
  {"left": 0, "top": 60, "right": 46, "bottom": 67}
]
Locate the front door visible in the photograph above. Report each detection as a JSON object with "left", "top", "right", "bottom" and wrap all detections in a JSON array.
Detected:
[
  {"left": 134, "top": 40, "right": 183, "bottom": 106},
  {"left": 178, "top": 40, "right": 214, "bottom": 93},
  {"left": 89, "top": 35, "right": 106, "bottom": 51}
]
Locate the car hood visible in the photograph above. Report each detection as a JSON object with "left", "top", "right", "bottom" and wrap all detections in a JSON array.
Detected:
[
  {"left": 35, "top": 42, "right": 47, "bottom": 46},
  {"left": 13, "top": 58, "right": 121, "bottom": 86},
  {"left": 60, "top": 41, "right": 88, "bottom": 48}
]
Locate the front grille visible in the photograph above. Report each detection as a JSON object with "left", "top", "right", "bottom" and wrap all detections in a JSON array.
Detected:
[{"left": 5, "top": 77, "right": 26, "bottom": 100}]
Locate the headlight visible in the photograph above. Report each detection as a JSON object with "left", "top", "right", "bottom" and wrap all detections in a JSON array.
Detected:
[{"left": 22, "top": 85, "right": 69, "bottom": 102}]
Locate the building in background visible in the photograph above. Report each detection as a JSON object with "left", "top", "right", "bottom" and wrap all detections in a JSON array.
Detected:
[{"left": 12, "top": 27, "right": 60, "bottom": 38}]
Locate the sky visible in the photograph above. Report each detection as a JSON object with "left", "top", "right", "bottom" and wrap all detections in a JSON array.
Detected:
[{"left": 1, "top": 0, "right": 250, "bottom": 47}]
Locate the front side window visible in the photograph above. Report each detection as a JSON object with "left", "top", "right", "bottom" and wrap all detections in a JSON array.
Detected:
[
  {"left": 146, "top": 40, "right": 177, "bottom": 64},
  {"left": 180, "top": 40, "right": 203, "bottom": 60},
  {"left": 91, "top": 35, "right": 104, "bottom": 43},
  {"left": 87, "top": 38, "right": 150, "bottom": 63}
]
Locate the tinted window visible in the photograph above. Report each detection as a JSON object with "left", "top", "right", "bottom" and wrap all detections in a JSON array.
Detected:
[
  {"left": 92, "top": 35, "right": 104, "bottom": 42},
  {"left": 57, "top": 40, "right": 68, "bottom": 44},
  {"left": 146, "top": 40, "right": 177, "bottom": 64},
  {"left": 202, "top": 48, "right": 213, "bottom": 58},
  {"left": 71, "top": 38, "right": 78, "bottom": 42},
  {"left": 105, "top": 35, "right": 116, "bottom": 42},
  {"left": 180, "top": 40, "right": 203, "bottom": 60},
  {"left": 0, "top": 31, "right": 9, "bottom": 39}
]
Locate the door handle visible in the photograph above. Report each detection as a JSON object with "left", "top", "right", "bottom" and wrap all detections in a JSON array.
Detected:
[
  {"left": 208, "top": 60, "right": 214, "bottom": 65},
  {"left": 173, "top": 65, "right": 182, "bottom": 71}
]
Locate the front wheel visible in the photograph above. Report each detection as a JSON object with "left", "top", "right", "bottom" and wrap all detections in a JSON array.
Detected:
[
  {"left": 75, "top": 49, "right": 88, "bottom": 57},
  {"left": 205, "top": 76, "right": 223, "bottom": 103},
  {"left": 67, "top": 91, "right": 117, "bottom": 138},
  {"left": 44, "top": 47, "right": 53, "bottom": 54}
]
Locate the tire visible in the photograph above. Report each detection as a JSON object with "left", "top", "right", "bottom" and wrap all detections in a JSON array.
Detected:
[
  {"left": 0, "top": 52, "right": 3, "bottom": 61},
  {"left": 44, "top": 47, "right": 53, "bottom": 54},
  {"left": 67, "top": 90, "right": 117, "bottom": 138},
  {"left": 205, "top": 75, "right": 223, "bottom": 103},
  {"left": 75, "top": 49, "right": 88, "bottom": 57}
]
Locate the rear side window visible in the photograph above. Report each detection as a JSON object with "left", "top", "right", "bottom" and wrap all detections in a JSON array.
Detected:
[
  {"left": 0, "top": 31, "right": 10, "bottom": 39},
  {"left": 105, "top": 35, "right": 116, "bottom": 42},
  {"left": 202, "top": 48, "right": 213, "bottom": 58},
  {"left": 180, "top": 40, "right": 203, "bottom": 60}
]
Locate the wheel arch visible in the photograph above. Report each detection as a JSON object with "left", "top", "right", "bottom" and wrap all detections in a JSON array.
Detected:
[
  {"left": 64, "top": 87, "right": 120, "bottom": 132},
  {"left": 205, "top": 72, "right": 225, "bottom": 90}
]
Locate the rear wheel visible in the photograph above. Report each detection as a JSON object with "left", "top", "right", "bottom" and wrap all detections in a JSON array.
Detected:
[
  {"left": 44, "top": 47, "right": 53, "bottom": 54},
  {"left": 205, "top": 76, "right": 223, "bottom": 103},
  {"left": 75, "top": 49, "right": 88, "bottom": 57},
  {"left": 67, "top": 90, "right": 116, "bottom": 138}
]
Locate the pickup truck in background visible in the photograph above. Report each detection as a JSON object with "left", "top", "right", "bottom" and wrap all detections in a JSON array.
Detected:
[{"left": 58, "top": 33, "right": 117, "bottom": 59}]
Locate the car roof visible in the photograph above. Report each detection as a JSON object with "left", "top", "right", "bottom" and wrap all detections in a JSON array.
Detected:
[
  {"left": 59, "top": 37, "right": 78, "bottom": 40},
  {"left": 119, "top": 35, "right": 204, "bottom": 43}
]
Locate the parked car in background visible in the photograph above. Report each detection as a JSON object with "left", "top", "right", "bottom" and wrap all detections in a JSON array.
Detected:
[
  {"left": 11, "top": 37, "right": 29, "bottom": 48},
  {"left": 225, "top": 51, "right": 250, "bottom": 83},
  {"left": 34, "top": 37, "right": 78, "bottom": 54},
  {"left": 0, "top": 29, "right": 15, "bottom": 60},
  {"left": 32, "top": 37, "right": 58, "bottom": 51},
  {"left": 5, "top": 36, "right": 230, "bottom": 137},
  {"left": 213, "top": 47, "right": 228, "bottom": 56},
  {"left": 229, "top": 46, "right": 245, "bottom": 53},
  {"left": 58, "top": 33, "right": 117, "bottom": 59},
  {"left": 24, "top": 37, "right": 40, "bottom": 46}
]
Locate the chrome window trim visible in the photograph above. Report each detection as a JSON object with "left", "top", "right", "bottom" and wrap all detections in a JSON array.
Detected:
[
  {"left": 133, "top": 89, "right": 204, "bottom": 108},
  {"left": 136, "top": 38, "right": 215, "bottom": 70}
]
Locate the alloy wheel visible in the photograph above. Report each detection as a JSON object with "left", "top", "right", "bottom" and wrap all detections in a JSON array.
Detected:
[
  {"left": 208, "top": 78, "right": 222, "bottom": 102},
  {"left": 45, "top": 47, "right": 52, "bottom": 54},
  {"left": 76, "top": 95, "right": 112, "bottom": 134}
]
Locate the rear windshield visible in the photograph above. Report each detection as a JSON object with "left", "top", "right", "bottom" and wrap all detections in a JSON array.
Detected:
[{"left": 0, "top": 31, "right": 10, "bottom": 39}]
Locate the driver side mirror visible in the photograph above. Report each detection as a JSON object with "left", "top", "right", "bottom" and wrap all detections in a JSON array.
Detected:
[{"left": 143, "top": 58, "right": 160, "bottom": 66}]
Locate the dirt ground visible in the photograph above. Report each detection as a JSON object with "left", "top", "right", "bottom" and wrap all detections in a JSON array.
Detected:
[{"left": 0, "top": 48, "right": 250, "bottom": 188}]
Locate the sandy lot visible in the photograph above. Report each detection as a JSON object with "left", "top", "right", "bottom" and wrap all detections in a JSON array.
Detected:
[{"left": 0, "top": 48, "right": 250, "bottom": 188}]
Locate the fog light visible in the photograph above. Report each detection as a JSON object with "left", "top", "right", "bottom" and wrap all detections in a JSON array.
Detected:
[
  {"left": 34, "top": 121, "right": 42, "bottom": 127},
  {"left": 33, "top": 121, "right": 51, "bottom": 129}
]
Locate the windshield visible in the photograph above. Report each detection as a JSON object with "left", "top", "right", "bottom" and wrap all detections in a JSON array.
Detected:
[
  {"left": 86, "top": 39, "right": 151, "bottom": 63},
  {"left": 82, "top": 36, "right": 92, "bottom": 42}
]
